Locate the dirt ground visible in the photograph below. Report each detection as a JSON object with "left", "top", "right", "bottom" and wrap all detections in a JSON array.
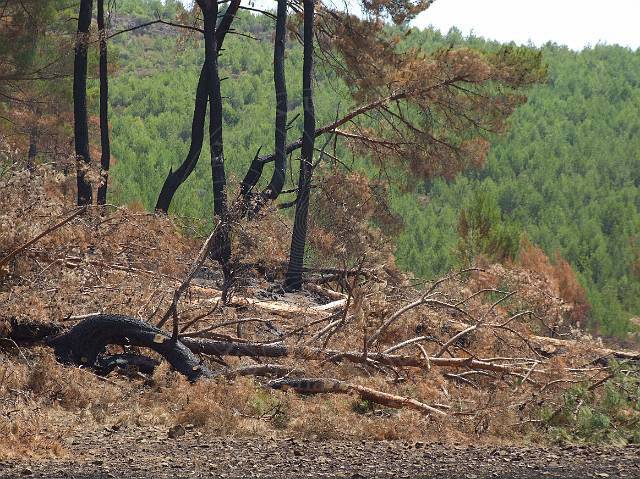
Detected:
[{"left": 0, "top": 428, "right": 638, "bottom": 479}]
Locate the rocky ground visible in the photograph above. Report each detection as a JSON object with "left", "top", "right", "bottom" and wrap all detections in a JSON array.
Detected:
[{"left": 0, "top": 428, "right": 638, "bottom": 479}]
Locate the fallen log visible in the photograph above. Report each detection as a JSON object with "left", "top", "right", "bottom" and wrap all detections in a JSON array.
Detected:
[
  {"left": 190, "top": 286, "right": 347, "bottom": 317},
  {"left": 3, "top": 316, "right": 516, "bottom": 375},
  {"left": 528, "top": 335, "right": 640, "bottom": 362},
  {"left": 269, "top": 377, "right": 447, "bottom": 416},
  {"left": 1, "top": 317, "right": 65, "bottom": 342},
  {"left": 181, "top": 336, "right": 514, "bottom": 373}
]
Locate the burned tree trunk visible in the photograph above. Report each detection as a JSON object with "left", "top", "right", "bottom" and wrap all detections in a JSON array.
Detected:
[
  {"left": 155, "top": 63, "right": 208, "bottom": 213},
  {"left": 96, "top": 0, "right": 110, "bottom": 205},
  {"left": 243, "top": 0, "right": 287, "bottom": 210},
  {"left": 155, "top": 0, "right": 240, "bottom": 214},
  {"left": 284, "top": 0, "right": 316, "bottom": 291},
  {"left": 198, "top": 0, "right": 231, "bottom": 268},
  {"left": 267, "top": 0, "right": 288, "bottom": 200},
  {"left": 74, "top": 0, "right": 93, "bottom": 206}
]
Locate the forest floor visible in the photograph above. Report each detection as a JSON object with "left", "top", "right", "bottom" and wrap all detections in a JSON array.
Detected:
[
  {"left": 0, "top": 427, "right": 639, "bottom": 479},
  {"left": 2, "top": 166, "right": 640, "bottom": 474}
]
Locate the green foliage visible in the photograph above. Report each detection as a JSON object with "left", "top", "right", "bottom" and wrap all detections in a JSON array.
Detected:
[
  {"left": 106, "top": 1, "right": 640, "bottom": 338},
  {"left": 456, "top": 188, "right": 521, "bottom": 266},
  {"left": 542, "top": 363, "right": 640, "bottom": 445},
  {"left": 352, "top": 399, "right": 375, "bottom": 415},
  {"left": 114, "top": 0, "right": 182, "bottom": 21},
  {"left": 396, "top": 42, "right": 640, "bottom": 337}
]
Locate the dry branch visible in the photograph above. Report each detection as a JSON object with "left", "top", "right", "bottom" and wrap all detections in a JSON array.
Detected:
[
  {"left": 0, "top": 206, "right": 86, "bottom": 269},
  {"left": 529, "top": 335, "right": 640, "bottom": 362},
  {"left": 215, "top": 363, "right": 300, "bottom": 379},
  {"left": 156, "top": 222, "right": 221, "bottom": 338},
  {"left": 269, "top": 377, "right": 447, "bottom": 416}
]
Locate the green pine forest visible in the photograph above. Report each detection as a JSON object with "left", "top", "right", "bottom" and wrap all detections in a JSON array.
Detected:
[{"left": 105, "top": 0, "right": 640, "bottom": 337}]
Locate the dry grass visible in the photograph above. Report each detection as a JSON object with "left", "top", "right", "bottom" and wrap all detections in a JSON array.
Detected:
[{"left": 1, "top": 164, "right": 639, "bottom": 458}]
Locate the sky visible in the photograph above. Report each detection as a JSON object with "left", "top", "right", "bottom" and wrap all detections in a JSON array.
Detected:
[
  {"left": 180, "top": 0, "right": 640, "bottom": 51},
  {"left": 413, "top": 0, "right": 640, "bottom": 51}
]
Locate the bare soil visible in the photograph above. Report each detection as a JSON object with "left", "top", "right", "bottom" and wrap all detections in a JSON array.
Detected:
[{"left": 0, "top": 428, "right": 638, "bottom": 479}]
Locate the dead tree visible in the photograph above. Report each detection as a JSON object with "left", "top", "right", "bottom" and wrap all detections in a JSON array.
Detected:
[
  {"left": 284, "top": 0, "right": 316, "bottom": 291},
  {"left": 195, "top": 0, "right": 232, "bottom": 274},
  {"left": 96, "top": 0, "right": 111, "bottom": 205},
  {"left": 73, "top": 0, "right": 93, "bottom": 206},
  {"left": 150, "top": 1, "right": 544, "bottom": 292}
]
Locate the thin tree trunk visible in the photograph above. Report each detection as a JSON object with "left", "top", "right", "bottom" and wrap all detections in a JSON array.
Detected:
[
  {"left": 155, "top": 63, "right": 208, "bottom": 213},
  {"left": 199, "top": 0, "right": 230, "bottom": 267},
  {"left": 284, "top": 0, "right": 316, "bottom": 291},
  {"left": 74, "top": 0, "right": 93, "bottom": 206},
  {"left": 263, "top": 0, "right": 287, "bottom": 201},
  {"left": 241, "top": 0, "right": 288, "bottom": 209},
  {"left": 155, "top": 0, "right": 240, "bottom": 214},
  {"left": 27, "top": 124, "right": 37, "bottom": 171},
  {"left": 96, "top": 0, "right": 110, "bottom": 205}
]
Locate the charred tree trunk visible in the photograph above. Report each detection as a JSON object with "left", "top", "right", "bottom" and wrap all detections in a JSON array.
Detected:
[
  {"left": 155, "top": 0, "right": 240, "bottom": 214},
  {"left": 48, "top": 314, "right": 214, "bottom": 381},
  {"left": 74, "top": 0, "right": 93, "bottom": 206},
  {"left": 239, "top": 0, "right": 288, "bottom": 209},
  {"left": 198, "top": 0, "right": 231, "bottom": 270},
  {"left": 155, "top": 63, "right": 208, "bottom": 213},
  {"left": 268, "top": 0, "right": 288, "bottom": 200},
  {"left": 96, "top": 0, "right": 110, "bottom": 205},
  {"left": 284, "top": 0, "right": 316, "bottom": 291}
]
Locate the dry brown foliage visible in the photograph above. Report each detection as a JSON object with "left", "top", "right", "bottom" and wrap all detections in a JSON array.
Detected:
[
  {"left": 518, "top": 238, "right": 591, "bottom": 326},
  {"left": 1, "top": 165, "right": 638, "bottom": 458},
  {"left": 316, "top": 11, "right": 546, "bottom": 189}
]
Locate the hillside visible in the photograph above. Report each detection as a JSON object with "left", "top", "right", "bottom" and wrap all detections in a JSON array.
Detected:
[
  {"left": 2, "top": 0, "right": 640, "bottom": 465},
  {"left": 2, "top": 162, "right": 639, "bottom": 457},
  {"left": 104, "top": 3, "right": 640, "bottom": 338}
]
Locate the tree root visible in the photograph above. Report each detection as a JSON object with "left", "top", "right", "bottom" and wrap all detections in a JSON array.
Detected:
[
  {"left": 47, "top": 314, "right": 214, "bottom": 381},
  {"left": 94, "top": 354, "right": 159, "bottom": 376}
]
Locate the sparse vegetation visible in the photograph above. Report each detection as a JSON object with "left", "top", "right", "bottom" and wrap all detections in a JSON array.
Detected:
[{"left": 542, "top": 362, "right": 640, "bottom": 445}]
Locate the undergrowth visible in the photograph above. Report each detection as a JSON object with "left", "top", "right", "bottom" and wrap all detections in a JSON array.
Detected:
[{"left": 542, "top": 362, "right": 640, "bottom": 445}]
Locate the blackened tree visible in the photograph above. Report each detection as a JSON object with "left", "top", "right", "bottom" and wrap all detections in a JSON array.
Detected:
[
  {"left": 96, "top": 0, "right": 111, "bottom": 205},
  {"left": 155, "top": 0, "right": 241, "bottom": 214},
  {"left": 284, "top": 0, "right": 315, "bottom": 290},
  {"left": 73, "top": 0, "right": 93, "bottom": 205}
]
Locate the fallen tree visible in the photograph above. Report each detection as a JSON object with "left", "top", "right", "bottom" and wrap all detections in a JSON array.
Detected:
[{"left": 4, "top": 315, "right": 518, "bottom": 376}]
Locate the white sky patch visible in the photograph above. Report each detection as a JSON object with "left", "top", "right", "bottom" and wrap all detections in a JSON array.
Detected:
[
  {"left": 412, "top": 0, "right": 639, "bottom": 50},
  {"left": 180, "top": 0, "right": 640, "bottom": 51}
]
